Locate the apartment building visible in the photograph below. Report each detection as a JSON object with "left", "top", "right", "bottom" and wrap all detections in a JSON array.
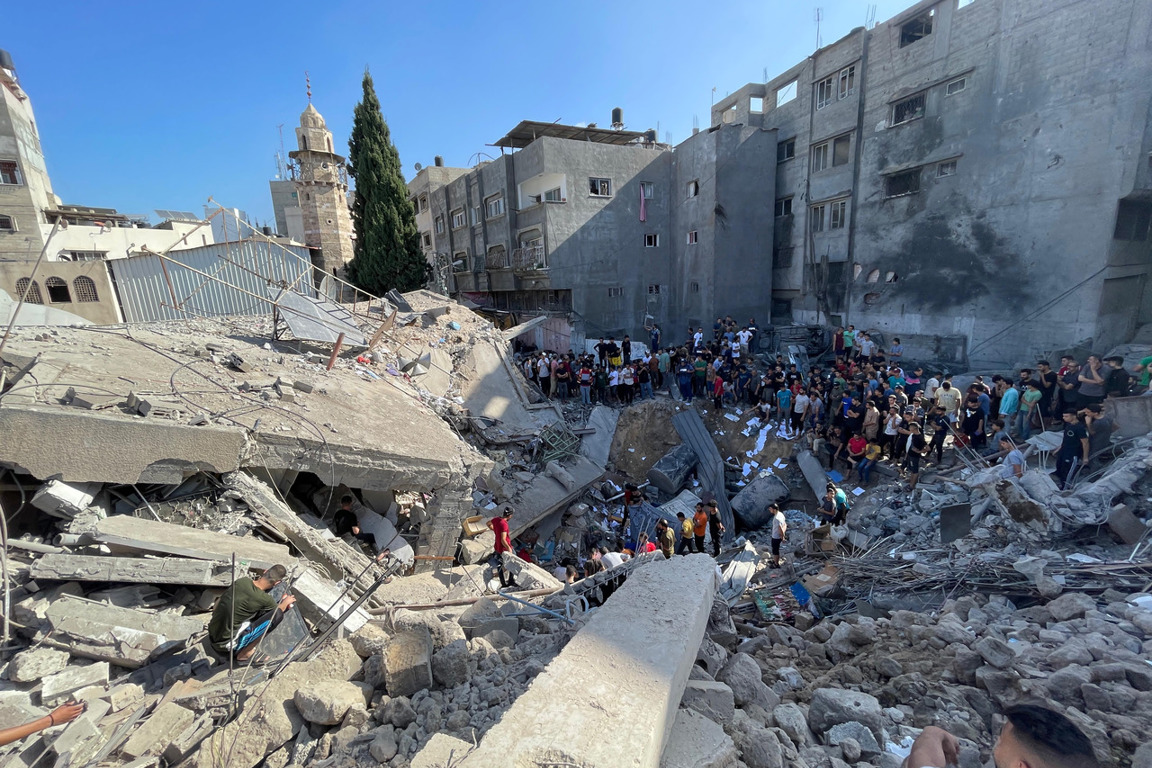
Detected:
[{"left": 713, "top": 0, "right": 1152, "bottom": 366}]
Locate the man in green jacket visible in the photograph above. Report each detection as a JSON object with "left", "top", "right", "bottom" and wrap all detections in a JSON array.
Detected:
[{"left": 208, "top": 564, "right": 296, "bottom": 662}]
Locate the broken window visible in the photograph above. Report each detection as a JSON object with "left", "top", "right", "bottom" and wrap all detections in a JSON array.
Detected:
[
  {"left": 687, "top": 231, "right": 698, "bottom": 244},
  {"left": 452, "top": 251, "right": 467, "bottom": 271},
  {"left": 0, "top": 214, "right": 14, "bottom": 232},
  {"left": 946, "top": 77, "right": 967, "bottom": 96},
  {"left": 45, "top": 276, "right": 71, "bottom": 303},
  {"left": 686, "top": 180, "right": 700, "bottom": 198},
  {"left": 487, "top": 245, "right": 508, "bottom": 268},
  {"left": 15, "top": 278, "right": 42, "bottom": 304},
  {"left": 816, "top": 76, "right": 835, "bottom": 110},
  {"left": 811, "top": 142, "right": 830, "bottom": 173},
  {"left": 830, "top": 200, "right": 847, "bottom": 229},
  {"left": 937, "top": 160, "right": 957, "bottom": 177},
  {"left": 1114, "top": 200, "right": 1152, "bottom": 242},
  {"left": 776, "top": 80, "right": 798, "bottom": 107},
  {"left": 833, "top": 135, "right": 851, "bottom": 167},
  {"left": 885, "top": 169, "right": 922, "bottom": 197},
  {"left": 0, "top": 160, "right": 20, "bottom": 185},
  {"left": 422, "top": 232, "right": 432, "bottom": 248},
  {"left": 838, "top": 65, "right": 856, "bottom": 99},
  {"left": 73, "top": 276, "right": 99, "bottom": 302},
  {"left": 589, "top": 177, "right": 612, "bottom": 197},
  {"left": 418, "top": 194, "right": 428, "bottom": 212},
  {"left": 451, "top": 209, "right": 465, "bottom": 229},
  {"left": 721, "top": 106, "right": 737, "bottom": 124},
  {"left": 644, "top": 234, "right": 659, "bottom": 247},
  {"left": 640, "top": 182, "right": 654, "bottom": 199},
  {"left": 775, "top": 197, "right": 793, "bottom": 217},
  {"left": 777, "top": 139, "right": 796, "bottom": 163},
  {"left": 485, "top": 195, "right": 505, "bottom": 218},
  {"left": 647, "top": 284, "right": 666, "bottom": 295},
  {"left": 67, "top": 251, "right": 105, "bottom": 262},
  {"left": 810, "top": 204, "right": 826, "bottom": 232},
  {"left": 899, "top": 9, "right": 935, "bottom": 47},
  {"left": 892, "top": 93, "right": 926, "bottom": 125}
]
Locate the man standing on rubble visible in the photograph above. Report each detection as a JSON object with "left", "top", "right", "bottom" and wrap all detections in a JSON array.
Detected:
[
  {"left": 656, "top": 519, "right": 675, "bottom": 559},
  {"left": 903, "top": 703, "right": 1098, "bottom": 768},
  {"left": 692, "top": 502, "right": 709, "bottom": 554},
  {"left": 487, "top": 506, "right": 518, "bottom": 589},
  {"left": 208, "top": 564, "right": 296, "bottom": 663},
  {"left": 1054, "top": 410, "right": 1090, "bottom": 489},
  {"left": 707, "top": 499, "right": 725, "bottom": 557},
  {"left": 769, "top": 504, "right": 787, "bottom": 567}
]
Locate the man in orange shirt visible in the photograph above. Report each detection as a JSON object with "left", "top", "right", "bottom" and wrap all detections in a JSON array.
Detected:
[{"left": 692, "top": 503, "right": 708, "bottom": 554}]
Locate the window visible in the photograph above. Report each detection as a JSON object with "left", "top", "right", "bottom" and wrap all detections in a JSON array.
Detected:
[
  {"left": 686, "top": 231, "right": 698, "bottom": 244},
  {"left": 838, "top": 65, "right": 856, "bottom": 99},
  {"left": 774, "top": 197, "right": 793, "bottom": 217},
  {"left": 419, "top": 194, "right": 428, "bottom": 212},
  {"left": 937, "top": 160, "right": 957, "bottom": 177},
  {"left": 690, "top": 281, "right": 700, "bottom": 293},
  {"left": 686, "top": 180, "right": 700, "bottom": 198},
  {"left": 452, "top": 251, "right": 467, "bottom": 270},
  {"left": 485, "top": 195, "right": 505, "bottom": 218},
  {"left": 66, "top": 251, "right": 106, "bottom": 261},
  {"left": 958, "top": 0, "right": 976, "bottom": 7},
  {"left": 73, "top": 276, "right": 99, "bottom": 302},
  {"left": 15, "top": 278, "right": 42, "bottom": 304},
  {"left": 0, "top": 160, "right": 20, "bottom": 185},
  {"left": 892, "top": 93, "right": 926, "bottom": 125},
  {"left": 589, "top": 177, "right": 612, "bottom": 197},
  {"left": 885, "top": 169, "right": 922, "bottom": 197},
  {"left": 830, "top": 200, "right": 847, "bottom": 229},
  {"left": 1114, "top": 200, "right": 1152, "bottom": 242},
  {"left": 469, "top": 206, "right": 480, "bottom": 226},
  {"left": 867, "top": 269, "right": 881, "bottom": 283},
  {"left": 946, "top": 77, "right": 967, "bottom": 96},
  {"left": 899, "top": 9, "right": 935, "bottom": 47},
  {"left": 45, "top": 276, "right": 71, "bottom": 303},
  {"left": 644, "top": 234, "right": 660, "bottom": 247},
  {"left": 607, "top": 286, "right": 624, "bottom": 298},
  {"left": 640, "top": 181, "right": 654, "bottom": 199},
  {"left": 544, "top": 187, "right": 563, "bottom": 202},
  {"left": 435, "top": 216, "right": 445, "bottom": 234},
  {"left": 776, "top": 80, "right": 797, "bottom": 107},
  {"left": 422, "top": 232, "right": 432, "bottom": 248},
  {"left": 811, "top": 142, "right": 830, "bottom": 173},
  {"left": 816, "top": 76, "right": 835, "bottom": 110},
  {"left": 777, "top": 139, "right": 796, "bottom": 163},
  {"left": 810, "top": 205, "right": 826, "bottom": 232},
  {"left": 647, "top": 284, "right": 667, "bottom": 295},
  {"left": 750, "top": 97, "right": 764, "bottom": 113},
  {"left": 451, "top": 209, "right": 465, "bottom": 229},
  {"left": 0, "top": 214, "right": 14, "bottom": 232},
  {"left": 833, "top": 135, "right": 851, "bottom": 167}
]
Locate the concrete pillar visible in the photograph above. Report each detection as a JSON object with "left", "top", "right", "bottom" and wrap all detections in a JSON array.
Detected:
[{"left": 459, "top": 555, "right": 717, "bottom": 768}]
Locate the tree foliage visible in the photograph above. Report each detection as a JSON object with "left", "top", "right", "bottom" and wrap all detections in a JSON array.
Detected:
[{"left": 345, "top": 70, "right": 427, "bottom": 294}]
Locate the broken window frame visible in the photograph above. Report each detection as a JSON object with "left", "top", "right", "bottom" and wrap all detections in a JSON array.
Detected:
[
  {"left": 0, "top": 213, "right": 14, "bottom": 232},
  {"left": 884, "top": 168, "right": 923, "bottom": 198},
  {"left": 0, "top": 160, "right": 20, "bottom": 185},
  {"left": 45, "top": 276, "right": 72, "bottom": 303},
  {"left": 544, "top": 187, "right": 564, "bottom": 203},
  {"left": 816, "top": 76, "right": 835, "bottom": 110},
  {"left": 640, "top": 181, "right": 654, "bottom": 199},
  {"left": 686, "top": 179, "right": 700, "bottom": 199},
  {"left": 66, "top": 250, "right": 106, "bottom": 261},
  {"left": 777, "top": 138, "right": 796, "bottom": 163},
  {"left": 937, "top": 160, "right": 957, "bottom": 178},
  {"left": 811, "top": 142, "right": 830, "bottom": 173},
  {"left": 832, "top": 135, "right": 851, "bottom": 167},
  {"left": 899, "top": 9, "right": 935, "bottom": 48},
  {"left": 830, "top": 200, "right": 847, "bottom": 229},
  {"left": 418, "top": 194, "right": 428, "bottom": 212},
  {"left": 892, "top": 92, "right": 927, "bottom": 126},
  {"left": 589, "top": 177, "right": 612, "bottom": 197}
]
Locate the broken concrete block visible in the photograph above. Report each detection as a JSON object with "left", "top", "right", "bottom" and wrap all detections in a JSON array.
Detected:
[
  {"left": 459, "top": 531, "right": 495, "bottom": 565},
  {"left": 1108, "top": 504, "right": 1147, "bottom": 545},
  {"left": 70, "top": 394, "right": 120, "bottom": 410},
  {"left": 104, "top": 683, "right": 145, "bottom": 712},
  {"left": 30, "top": 553, "right": 233, "bottom": 587},
  {"left": 8, "top": 647, "right": 69, "bottom": 682},
  {"left": 501, "top": 554, "right": 562, "bottom": 591},
  {"left": 382, "top": 627, "right": 433, "bottom": 697},
  {"left": 294, "top": 681, "right": 368, "bottom": 726},
  {"left": 122, "top": 701, "right": 195, "bottom": 759},
  {"left": 293, "top": 379, "right": 315, "bottom": 393},
  {"left": 411, "top": 733, "right": 474, "bottom": 768},
  {"left": 45, "top": 594, "right": 205, "bottom": 668},
  {"left": 136, "top": 398, "right": 154, "bottom": 416},
  {"left": 41, "top": 662, "right": 109, "bottom": 706},
  {"left": 471, "top": 617, "right": 519, "bottom": 644},
  {"left": 163, "top": 713, "right": 214, "bottom": 764},
  {"left": 31, "top": 480, "right": 100, "bottom": 518},
  {"left": 49, "top": 716, "right": 104, "bottom": 764},
  {"left": 349, "top": 623, "right": 390, "bottom": 658},
  {"left": 661, "top": 709, "right": 737, "bottom": 768},
  {"left": 680, "top": 679, "right": 735, "bottom": 724},
  {"left": 431, "top": 640, "right": 471, "bottom": 689}
]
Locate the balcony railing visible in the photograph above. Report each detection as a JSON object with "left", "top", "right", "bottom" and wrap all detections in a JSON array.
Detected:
[
  {"left": 511, "top": 245, "right": 547, "bottom": 272},
  {"left": 486, "top": 248, "right": 510, "bottom": 269}
]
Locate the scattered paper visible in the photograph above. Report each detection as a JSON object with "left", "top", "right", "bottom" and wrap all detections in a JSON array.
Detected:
[
  {"left": 628, "top": 448, "right": 635, "bottom": 453},
  {"left": 742, "top": 463, "right": 752, "bottom": 477},
  {"left": 852, "top": 487, "right": 866, "bottom": 496},
  {"left": 484, "top": 501, "right": 498, "bottom": 510},
  {"left": 724, "top": 413, "right": 740, "bottom": 422},
  {"left": 777, "top": 463, "right": 788, "bottom": 469}
]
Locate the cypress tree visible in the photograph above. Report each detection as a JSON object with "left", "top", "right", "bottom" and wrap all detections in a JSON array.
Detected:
[{"left": 346, "top": 69, "right": 427, "bottom": 294}]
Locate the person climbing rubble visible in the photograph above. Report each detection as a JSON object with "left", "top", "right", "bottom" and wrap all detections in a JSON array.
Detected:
[
  {"left": 208, "top": 564, "right": 296, "bottom": 663},
  {"left": 487, "top": 505, "right": 518, "bottom": 589}
]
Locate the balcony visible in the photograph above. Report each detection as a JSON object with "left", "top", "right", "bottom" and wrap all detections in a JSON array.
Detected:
[{"left": 511, "top": 245, "right": 547, "bottom": 273}]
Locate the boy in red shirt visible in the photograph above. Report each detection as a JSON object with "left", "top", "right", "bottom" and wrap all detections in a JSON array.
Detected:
[{"left": 487, "top": 506, "right": 518, "bottom": 589}]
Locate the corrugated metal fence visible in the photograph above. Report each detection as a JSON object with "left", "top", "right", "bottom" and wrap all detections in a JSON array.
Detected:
[{"left": 110, "top": 240, "right": 314, "bottom": 323}]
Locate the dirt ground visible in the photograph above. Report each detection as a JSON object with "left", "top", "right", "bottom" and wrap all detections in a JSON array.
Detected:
[{"left": 699, "top": 402, "right": 795, "bottom": 470}]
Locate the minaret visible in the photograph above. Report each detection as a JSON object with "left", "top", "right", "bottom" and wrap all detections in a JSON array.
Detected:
[{"left": 288, "top": 74, "right": 355, "bottom": 276}]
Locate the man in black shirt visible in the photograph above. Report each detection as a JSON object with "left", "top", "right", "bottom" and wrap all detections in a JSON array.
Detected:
[
  {"left": 595, "top": 338, "right": 608, "bottom": 368},
  {"left": 927, "top": 406, "right": 950, "bottom": 464},
  {"left": 1053, "top": 410, "right": 1089, "bottom": 489},
  {"left": 621, "top": 336, "right": 632, "bottom": 364},
  {"left": 902, "top": 422, "right": 928, "bottom": 491},
  {"left": 1035, "top": 360, "right": 1057, "bottom": 417},
  {"left": 1103, "top": 356, "right": 1132, "bottom": 398}
]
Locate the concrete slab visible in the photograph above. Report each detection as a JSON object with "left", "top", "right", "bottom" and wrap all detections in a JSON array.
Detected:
[
  {"left": 660, "top": 709, "right": 738, "bottom": 768},
  {"left": 93, "top": 515, "right": 291, "bottom": 569},
  {"left": 579, "top": 406, "right": 620, "bottom": 468},
  {"left": 45, "top": 595, "right": 204, "bottom": 668},
  {"left": 121, "top": 701, "right": 196, "bottom": 759},
  {"left": 459, "top": 555, "right": 718, "bottom": 768},
  {"left": 291, "top": 568, "right": 371, "bottom": 633},
  {"left": 29, "top": 554, "right": 234, "bottom": 587},
  {"left": 41, "top": 662, "right": 110, "bottom": 706},
  {"left": 940, "top": 503, "right": 973, "bottom": 544},
  {"left": 1108, "top": 504, "right": 1147, "bottom": 545},
  {"left": 411, "top": 733, "right": 475, "bottom": 768},
  {"left": 511, "top": 455, "right": 604, "bottom": 537},
  {"left": 383, "top": 627, "right": 433, "bottom": 697}
]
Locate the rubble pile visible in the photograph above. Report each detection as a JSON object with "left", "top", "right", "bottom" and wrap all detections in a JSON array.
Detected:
[{"left": 682, "top": 585, "right": 1152, "bottom": 768}]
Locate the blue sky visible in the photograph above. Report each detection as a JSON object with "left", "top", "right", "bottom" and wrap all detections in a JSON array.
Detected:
[{"left": 7, "top": 0, "right": 909, "bottom": 228}]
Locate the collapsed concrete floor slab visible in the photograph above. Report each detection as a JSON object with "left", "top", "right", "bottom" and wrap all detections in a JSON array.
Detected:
[{"left": 458, "top": 555, "right": 718, "bottom": 768}]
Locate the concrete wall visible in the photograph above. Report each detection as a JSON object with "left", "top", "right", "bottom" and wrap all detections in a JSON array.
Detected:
[
  {"left": 0, "top": 60, "right": 55, "bottom": 259},
  {"left": 39, "top": 220, "right": 213, "bottom": 262},
  {"left": 0, "top": 259, "right": 120, "bottom": 323}
]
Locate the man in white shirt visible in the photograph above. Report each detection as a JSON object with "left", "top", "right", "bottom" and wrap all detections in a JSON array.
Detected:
[
  {"left": 924, "top": 373, "right": 941, "bottom": 405},
  {"left": 769, "top": 504, "right": 787, "bottom": 566},
  {"left": 692, "top": 328, "right": 704, "bottom": 349},
  {"left": 737, "top": 327, "right": 752, "bottom": 356},
  {"left": 601, "top": 549, "right": 626, "bottom": 569},
  {"left": 791, "top": 391, "right": 810, "bottom": 437},
  {"left": 859, "top": 334, "right": 876, "bottom": 362}
]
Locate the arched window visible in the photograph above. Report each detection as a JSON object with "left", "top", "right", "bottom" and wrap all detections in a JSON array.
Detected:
[
  {"left": 73, "top": 275, "right": 99, "bottom": 302},
  {"left": 45, "top": 276, "right": 71, "bottom": 303},
  {"left": 0, "top": 214, "right": 14, "bottom": 232},
  {"left": 866, "top": 269, "right": 880, "bottom": 283},
  {"left": 15, "top": 278, "right": 42, "bottom": 304}
]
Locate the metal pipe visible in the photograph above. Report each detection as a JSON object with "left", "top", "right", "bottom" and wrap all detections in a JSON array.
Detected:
[
  {"left": 53, "top": 533, "right": 93, "bottom": 547},
  {"left": 7, "top": 538, "right": 64, "bottom": 554},
  {"left": 496, "top": 590, "right": 574, "bottom": 624}
]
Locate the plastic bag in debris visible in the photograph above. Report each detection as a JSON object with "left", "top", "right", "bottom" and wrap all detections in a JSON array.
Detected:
[{"left": 830, "top": 524, "right": 849, "bottom": 541}]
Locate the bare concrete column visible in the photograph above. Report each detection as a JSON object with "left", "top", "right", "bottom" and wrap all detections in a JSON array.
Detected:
[{"left": 459, "top": 554, "right": 718, "bottom": 768}]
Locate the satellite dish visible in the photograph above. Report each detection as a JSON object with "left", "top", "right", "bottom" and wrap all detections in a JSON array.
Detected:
[{"left": 414, "top": 162, "right": 422, "bottom": 171}]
